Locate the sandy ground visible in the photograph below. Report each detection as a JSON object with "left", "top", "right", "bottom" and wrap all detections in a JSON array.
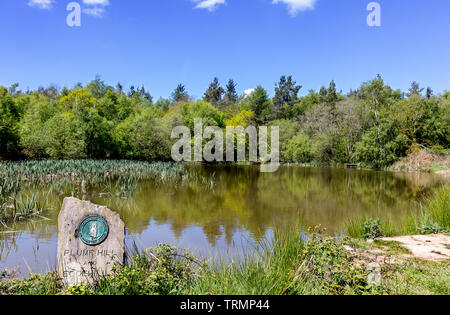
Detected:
[{"left": 381, "top": 234, "right": 450, "bottom": 262}]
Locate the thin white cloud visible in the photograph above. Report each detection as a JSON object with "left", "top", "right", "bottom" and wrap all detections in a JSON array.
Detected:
[
  {"left": 272, "top": 0, "right": 317, "bottom": 15},
  {"left": 193, "top": 0, "right": 226, "bottom": 12},
  {"left": 28, "top": 0, "right": 54, "bottom": 9},
  {"left": 83, "top": 7, "right": 106, "bottom": 17},
  {"left": 82, "top": 0, "right": 110, "bottom": 17},
  {"left": 82, "top": 0, "right": 110, "bottom": 5},
  {"left": 192, "top": 0, "right": 316, "bottom": 15}
]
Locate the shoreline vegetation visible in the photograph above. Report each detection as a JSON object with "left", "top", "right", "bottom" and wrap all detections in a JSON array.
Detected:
[
  {"left": 1, "top": 76, "right": 449, "bottom": 170},
  {"left": 0, "top": 160, "right": 218, "bottom": 226},
  {"left": 1, "top": 233, "right": 448, "bottom": 295},
  {"left": 343, "top": 186, "right": 449, "bottom": 238},
  {"left": 0, "top": 182, "right": 448, "bottom": 295}
]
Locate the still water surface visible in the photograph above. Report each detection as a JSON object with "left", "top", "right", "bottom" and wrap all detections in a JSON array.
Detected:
[{"left": 0, "top": 165, "right": 447, "bottom": 276}]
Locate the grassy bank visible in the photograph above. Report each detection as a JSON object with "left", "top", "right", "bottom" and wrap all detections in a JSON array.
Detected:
[
  {"left": 0, "top": 229, "right": 376, "bottom": 295},
  {"left": 187, "top": 228, "right": 373, "bottom": 295},
  {"left": 1, "top": 226, "right": 448, "bottom": 295}
]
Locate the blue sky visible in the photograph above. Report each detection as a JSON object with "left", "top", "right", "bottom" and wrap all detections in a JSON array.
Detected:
[{"left": 0, "top": 0, "right": 449, "bottom": 99}]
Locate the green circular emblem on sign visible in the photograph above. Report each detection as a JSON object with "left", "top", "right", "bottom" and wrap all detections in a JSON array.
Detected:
[{"left": 78, "top": 216, "right": 109, "bottom": 246}]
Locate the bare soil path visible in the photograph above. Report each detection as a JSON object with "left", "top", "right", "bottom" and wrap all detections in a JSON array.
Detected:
[{"left": 380, "top": 234, "right": 450, "bottom": 262}]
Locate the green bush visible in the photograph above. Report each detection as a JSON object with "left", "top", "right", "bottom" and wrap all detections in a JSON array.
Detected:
[
  {"left": 0, "top": 87, "right": 21, "bottom": 159},
  {"left": 344, "top": 217, "right": 393, "bottom": 239},
  {"left": 0, "top": 273, "right": 62, "bottom": 295},
  {"left": 77, "top": 244, "right": 198, "bottom": 295},
  {"left": 113, "top": 107, "right": 172, "bottom": 161},
  {"left": 19, "top": 96, "right": 60, "bottom": 158},
  {"left": 270, "top": 119, "right": 300, "bottom": 162},
  {"left": 43, "top": 112, "right": 87, "bottom": 159},
  {"left": 355, "top": 121, "right": 408, "bottom": 168},
  {"left": 284, "top": 134, "right": 311, "bottom": 163},
  {"left": 180, "top": 100, "right": 225, "bottom": 131},
  {"left": 363, "top": 218, "right": 385, "bottom": 239},
  {"left": 311, "top": 134, "right": 334, "bottom": 164},
  {"left": 428, "top": 145, "right": 448, "bottom": 156}
]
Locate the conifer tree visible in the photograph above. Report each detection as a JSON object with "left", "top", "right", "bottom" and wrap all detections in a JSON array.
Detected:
[{"left": 203, "top": 77, "right": 225, "bottom": 106}]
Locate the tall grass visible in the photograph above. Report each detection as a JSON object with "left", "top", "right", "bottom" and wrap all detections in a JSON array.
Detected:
[
  {"left": 187, "top": 228, "right": 373, "bottom": 295},
  {"left": 344, "top": 186, "right": 450, "bottom": 238},
  {"left": 344, "top": 216, "right": 396, "bottom": 239},
  {"left": 0, "top": 160, "right": 191, "bottom": 186},
  {"left": 426, "top": 186, "right": 450, "bottom": 230},
  {"left": 0, "top": 160, "right": 216, "bottom": 194}
]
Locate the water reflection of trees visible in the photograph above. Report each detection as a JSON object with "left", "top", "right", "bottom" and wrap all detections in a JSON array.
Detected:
[
  {"left": 0, "top": 219, "right": 57, "bottom": 263},
  {"left": 0, "top": 166, "right": 446, "bottom": 263},
  {"left": 102, "top": 165, "right": 445, "bottom": 246}
]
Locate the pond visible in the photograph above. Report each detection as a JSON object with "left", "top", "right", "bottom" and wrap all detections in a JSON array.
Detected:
[{"left": 0, "top": 165, "right": 447, "bottom": 276}]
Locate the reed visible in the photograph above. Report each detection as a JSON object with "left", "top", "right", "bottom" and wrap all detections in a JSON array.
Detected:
[
  {"left": 0, "top": 191, "right": 51, "bottom": 225},
  {"left": 425, "top": 186, "right": 450, "bottom": 230},
  {"left": 0, "top": 160, "right": 216, "bottom": 225},
  {"left": 0, "top": 160, "right": 215, "bottom": 190},
  {"left": 343, "top": 185, "right": 450, "bottom": 238}
]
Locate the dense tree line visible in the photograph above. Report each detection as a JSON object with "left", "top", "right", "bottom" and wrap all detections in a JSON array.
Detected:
[{"left": 0, "top": 75, "right": 448, "bottom": 168}]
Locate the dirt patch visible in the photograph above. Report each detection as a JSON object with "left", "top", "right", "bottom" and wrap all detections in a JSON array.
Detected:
[
  {"left": 380, "top": 234, "right": 450, "bottom": 262},
  {"left": 391, "top": 150, "right": 450, "bottom": 172},
  {"left": 435, "top": 170, "right": 450, "bottom": 177},
  {"left": 343, "top": 245, "right": 403, "bottom": 265}
]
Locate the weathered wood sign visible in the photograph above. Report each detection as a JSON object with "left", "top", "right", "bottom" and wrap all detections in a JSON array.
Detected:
[{"left": 57, "top": 197, "right": 125, "bottom": 286}]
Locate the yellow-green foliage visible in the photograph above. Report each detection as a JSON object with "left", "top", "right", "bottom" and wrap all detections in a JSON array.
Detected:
[
  {"left": 2, "top": 76, "right": 449, "bottom": 165},
  {"left": 226, "top": 110, "right": 254, "bottom": 127}
]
